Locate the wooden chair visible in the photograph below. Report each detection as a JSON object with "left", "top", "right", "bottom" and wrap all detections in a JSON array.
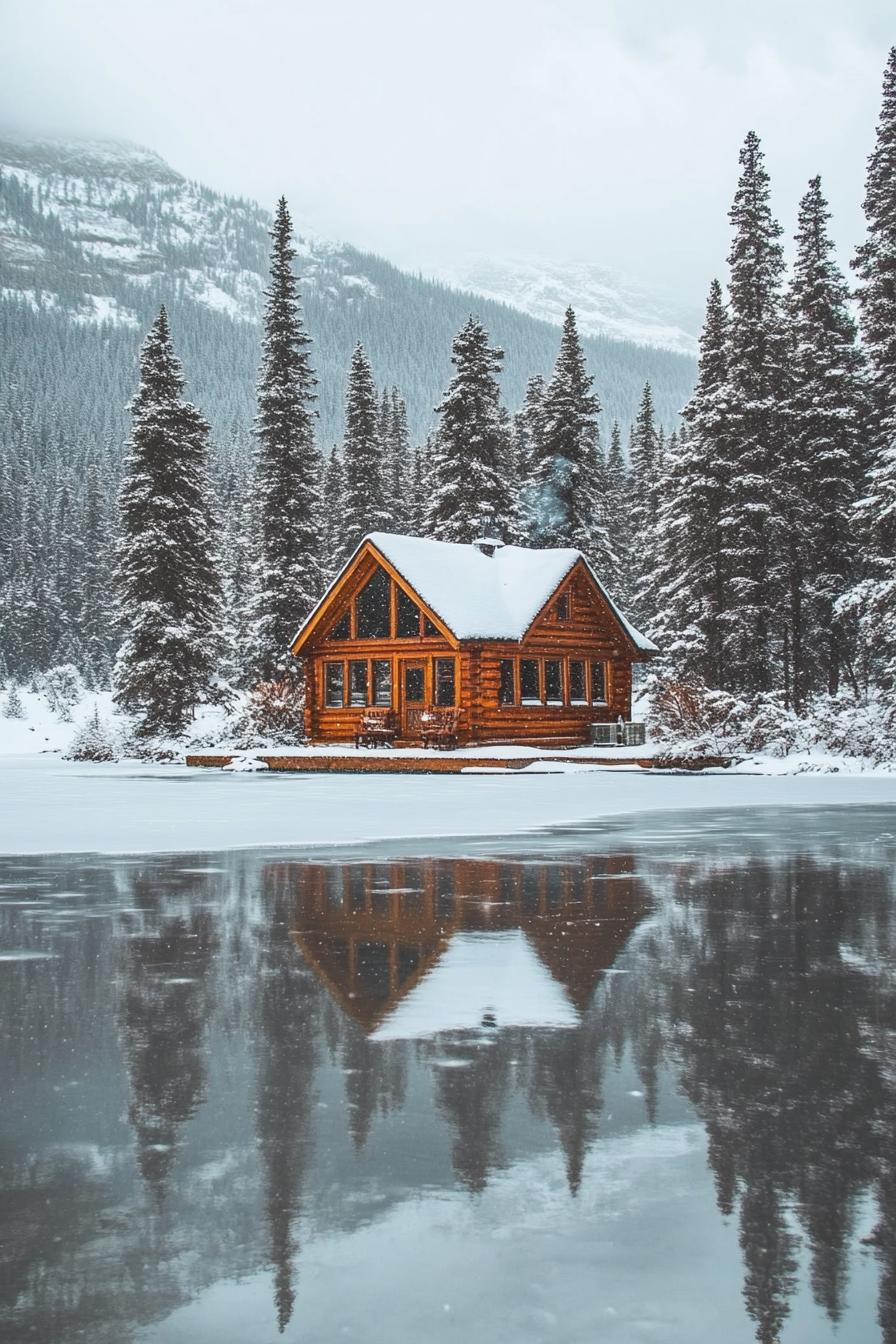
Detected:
[
  {"left": 355, "top": 709, "right": 398, "bottom": 749},
  {"left": 419, "top": 707, "right": 462, "bottom": 750}
]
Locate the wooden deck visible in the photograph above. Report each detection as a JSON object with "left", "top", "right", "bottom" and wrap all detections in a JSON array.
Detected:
[{"left": 185, "top": 751, "right": 729, "bottom": 774}]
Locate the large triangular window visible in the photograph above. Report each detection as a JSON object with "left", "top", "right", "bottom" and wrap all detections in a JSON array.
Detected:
[{"left": 355, "top": 567, "right": 391, "bottom": 639}]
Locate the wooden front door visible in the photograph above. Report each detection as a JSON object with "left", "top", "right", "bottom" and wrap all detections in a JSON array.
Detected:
[{"left": 400, "top": 659, "right": 427, "bottom": 738}]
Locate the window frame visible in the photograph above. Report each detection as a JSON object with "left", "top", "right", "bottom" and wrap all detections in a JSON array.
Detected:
[
  {"left": 349, "top": 659, "right": 369, "bottom": 706},
  {"left": 519, "top": 658, "right": 541, "bottom": 704},
  {"left": 372, "top": 659, "right": 392, "bottom": 707},
  {"left": 569, "top": 659, "right": 587, "bottom": 704},
  {"left": 433, "top": 657, "right": 456, "bottom": 707},
  {"left": 324, "top": 660, "right": 345, "bottom": 708},
  {"left": 544, "top": 658, "right": 563, "bottom": 705},
  {"left": 396, "top": 586, "right": 422, "bottom": 638},
  {"left": 499, "top": 659, "right": 516, "bottom": 707},
  {"left": 355, "top": 568, "right": 392, "bottom": 640},
  {"left": 590, "top": 660, "right": 607, "bottom": 705}
]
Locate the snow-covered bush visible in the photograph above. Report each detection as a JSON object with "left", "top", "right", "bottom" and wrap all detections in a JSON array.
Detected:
[
  {"left": 2, "top": 685, "right": 26, "bottom": 719},
  {"left": 649, "top": 678, "right": 894, "bottom": 766},
  {"left": 246, "top": 678, "right": 306, "bottom": 745},
  {"left": 64, "top": 706, "right": 120, "bottom": 761},
  {"left": 803, "top": 691, "right": 896, "bottom": 764},
  {"left": 36, "top": 664, "right": 86, "bottom": 721}
]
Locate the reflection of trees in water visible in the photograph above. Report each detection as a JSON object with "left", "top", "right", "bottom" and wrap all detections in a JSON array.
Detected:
[
  {"left": 613, "top": 854, "right": 896, "bottom": 1344},
  {"left": 254, "top": 865, "right": 320, "bottom": 1334},
  {"left": 283, "top": 846, "right": 896, "bottom": 1343},
  {"left": 3, "top": 837, "right": 896, "bottom": 1344},
  {"left": 117, "top": 870, "right": 218, "bottom": 1209}
]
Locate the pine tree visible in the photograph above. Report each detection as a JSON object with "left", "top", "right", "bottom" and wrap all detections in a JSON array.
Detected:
[
  {"left": 321, "top": 445, "right": 347, "bottom": 577},
  {"left": 629, "top": 383, "right": 661, "bottom": 627},
  {"left": 112, "top": 309, "right": 222, "bottom": 736},
  {"left": 653, "top": 279, "right": 731, "bottom": 687},
  {"left": 721, "top": 132, "right": 787, "bottom": 694},
  {"left": 849, "top": 48, "right": 896, "bottom": 690},
  {"left": 78, "top": 463, "right": 113, "bottom": 685},
  {"left": 604, "top": 419, "right": 632, "bottom": 601},
  {"left": 512, "top": 374, "right": 546, "bottom": 542},
  {"left": 406, "top": 442, "right": 430, "bottom": 536},
  {"left": 2, "top": 684, "right": 25, "bottom": 719},
  {"left": 384, "top": 386, "right": 411, "bottom": 531},
  {"left": 341, "top": 343, "right": 389, "bottom": 550},
  {"left": 425, "top": 317, "right": 515, "bottom": 543},
  {"left": 528, "top": 307, "right": 613, "bottom": 571},
  {"left": 785, "top": 176, "right": 868, "bottom": 702},
  {"left": 248, "top": 198, "right": 322, "bottom": 683}
]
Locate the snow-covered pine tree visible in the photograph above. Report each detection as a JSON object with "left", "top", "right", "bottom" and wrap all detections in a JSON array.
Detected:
[
  {"left": 720, "top": 132, "right": 788, "bottom": 694},
  {"left": 604, "top": 419, "right": 632, "bottom": 602},
  {"left": 342, "top": 343, "right": 390, "bottom": 551},
  {"left": 406, "top": 442, "right": 430, "bottom": 536},
  {"left": 78, "top": 462, "right": 114, "bottom": 686},
  {"left": 527, "top": 308, "right": 613, "bottom": 572},
  {"left": 113, "top": 307, "right": 223, "bottom": 737},
  {"left": 425, "top": 317, "right": 515, "bottom": 543},
  {"left": 218, "top": 463, "right": 257, "bottom": 688},
  {"left": 511, "top": 374, "right": 546, "bottom": 542},
  {"left": 629, "top": 382, "right": 661, "bottom": 627},
  {"left": 385, "top": 386, "right": 412, "bottom": 532},
  {"left": 322, "top": 445, "right": 348, "bottom": 577},
  {"left": 785, "top": 176, "right": 868, "bottom": 702},
  {"left": 653, "top": 279, "right": 731, "bottom": 687},
  {"left": 248, "top": 197, "right": 322, "bottom": 683},
  {"left": 2, "top": 684, "right": 25, "bottom": 719},
  {"left": 849, "top": 47, "right": 896, "bottom": 690}
]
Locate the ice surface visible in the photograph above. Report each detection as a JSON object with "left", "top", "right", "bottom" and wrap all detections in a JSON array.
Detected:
[{"left": 1, "top": 755, "right": 894, "bottom": 856}]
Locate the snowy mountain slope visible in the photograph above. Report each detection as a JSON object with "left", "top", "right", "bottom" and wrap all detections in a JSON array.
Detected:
[
  {"left": 0, "top": 130, "right": 696, "bottom": 445},
  {"left": 434, "top": 255, "right": 701, "bottom": 356}
]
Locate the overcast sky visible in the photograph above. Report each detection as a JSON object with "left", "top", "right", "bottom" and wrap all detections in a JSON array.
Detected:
[{"left": 2, "top": 0, "right": 892, "bottom": 303}]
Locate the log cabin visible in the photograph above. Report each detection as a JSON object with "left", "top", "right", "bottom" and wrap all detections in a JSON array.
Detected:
[{"left": 289, "top": 532, "right": 657, "bottom": 747}]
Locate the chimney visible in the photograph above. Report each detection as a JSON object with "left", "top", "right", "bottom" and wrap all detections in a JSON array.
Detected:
[
  {"left": 472, "top": 517, "right": 504, "bottom": 557},
  {"left": 472, "top": 535, "right": 504, "bottom": 558}
]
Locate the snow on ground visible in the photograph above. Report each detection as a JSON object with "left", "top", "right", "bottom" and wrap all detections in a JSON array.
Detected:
[{"left": 1, "top": 753, "right": 895, "bottom": 857}]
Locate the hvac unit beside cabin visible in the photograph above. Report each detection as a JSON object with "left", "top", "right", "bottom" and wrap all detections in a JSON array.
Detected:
[
  {"left": 589, "top": 723, "right": 618, "bottom": 746},
  {"left": 589, "top": 722, "right": 647, "bottom": 747}
]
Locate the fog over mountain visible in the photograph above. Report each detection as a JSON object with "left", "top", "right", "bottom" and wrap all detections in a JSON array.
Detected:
[{"left": 0, "top": 129, "right": 696, "bottom": 447}]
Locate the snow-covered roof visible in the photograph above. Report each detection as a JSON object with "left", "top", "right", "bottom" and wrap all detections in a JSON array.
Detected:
[
  {"left": 292, "top": 532, "right": 657, "bottom": 652},
  {"left": 370, "top": 931, "right": 579, "bottom": 1040}
]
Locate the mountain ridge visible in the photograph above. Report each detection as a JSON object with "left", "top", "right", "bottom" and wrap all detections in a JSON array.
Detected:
[{"left": 0, "top": 129, "right": 696, "bottom": 448}]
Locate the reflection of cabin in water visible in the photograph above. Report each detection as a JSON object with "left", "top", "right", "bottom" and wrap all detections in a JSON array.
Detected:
[
  {"left": 286, "top": 855, "right": 652, "bottom": 1035},
  {"left": 290, "top": 533, "right": 657, "bottom": 746}
]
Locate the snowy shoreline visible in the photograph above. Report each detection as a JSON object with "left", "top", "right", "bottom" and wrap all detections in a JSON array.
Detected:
[{"left": 1, "top": 753, "right": 895, "bottom": 858}]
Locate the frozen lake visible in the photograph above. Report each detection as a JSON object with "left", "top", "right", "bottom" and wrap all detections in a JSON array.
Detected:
[{"left": 1, "top": 806, "right": 895, "bottom": 1342}]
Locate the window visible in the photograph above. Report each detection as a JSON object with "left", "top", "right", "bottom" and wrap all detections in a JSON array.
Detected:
[
  {"left": 325, "top": 662, "right": 344, "bottom": 707},
  {"left": 349, "top": 660, "right": 368, "bottom": 706},
  {"left": 434, "top": 658, "right": 455, "bottom": 706},
  {"left": 355, "top": 567, "right": 391, "bottom": 639},
  {"left": 591, "top": 660, "right": 606, "bottom": 703},
  {"left": 396, "top": 587, "right": 421, "bottom": 637},
  {"left": 569, "top": 660, "right": 586, "bottom": 702},
  {"left": 423, "top": 616, "right": 439, "bottom": 637},
  {"left": 373, "top": 660, "right": 392, "bottom": 706},
  {"left": 327, "top": 611, "right": 350, "bottom": 640},
  {"left": 545, "top": 659, "right": 562, "bottom": 703},
  {"left": 499, "top": 659, "right": 515, "bottom": 705},
  {"left": 520, "top": 659, "right": 540, "bottom": 703},
  {"left": 556, "top": 592, "right": 570, "bottom": 621},
  {"left": 404, "top": 665, "right": 425, "bottom": 703}
]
